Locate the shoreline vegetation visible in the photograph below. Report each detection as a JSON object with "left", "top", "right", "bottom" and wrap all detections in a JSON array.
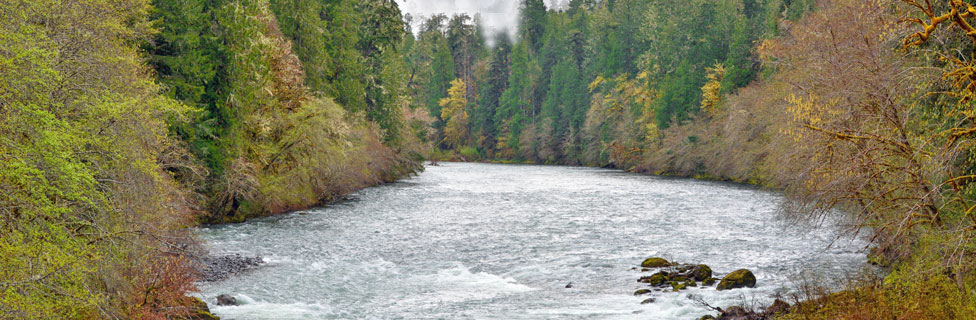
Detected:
[{"left": 2, "top": 0, "right": 976, "bottom": 319}]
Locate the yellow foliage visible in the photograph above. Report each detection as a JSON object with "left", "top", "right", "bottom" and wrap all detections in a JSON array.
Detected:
[
  {"left": 439, "top": 78, "right": 470, "bottom": 149},
  {"left": 700, "top": 63, "right": 725, "bottom": 117},
  {"left": 589, "top": 75, "right": 607, "bottom": 92}
]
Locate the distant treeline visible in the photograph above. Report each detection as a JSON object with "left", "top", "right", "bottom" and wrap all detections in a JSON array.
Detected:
[{"left": 410, "top": 0, "right": 812, "bottom": 164}]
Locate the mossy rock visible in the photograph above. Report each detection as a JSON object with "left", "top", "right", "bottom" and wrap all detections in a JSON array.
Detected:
[
  {"left": 640, "top": 297, "right": 656, "bottom": 304},
  {"left": 685, "top": 280, "right": 697, "bottom": 287},
  {"left": 671, "top": 281, "right": 687, "bottom": 291},
  {"left": 638, "top": 272, "right": 669, "bottom": 286},
  {"left": 634, "top": 289, "right": 652, "bottom": 296},
  {"left": 641, "top": 257, "right": 671, "bottom": 268},
  {"left": 180, "top": 297, "right": 220, "bottom": 320},
  {"left": 699, "top": 316, "right": 716, "bottom": 320},
  {"left": 716, "top": 269, "right": 757, "bottom": 291},
  {"left": 692, "top": 264, "right": 712, "bottom": 281},
  {"left": 701, "top": 277, "right": 718, "bottom": 286}
]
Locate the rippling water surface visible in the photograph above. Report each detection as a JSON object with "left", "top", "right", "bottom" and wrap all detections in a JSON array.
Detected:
[{"left": 197, "top": 162, "right": 867, "bottom": 319}]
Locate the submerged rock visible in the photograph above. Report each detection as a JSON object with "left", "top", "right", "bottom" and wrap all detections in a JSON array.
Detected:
[
  {"left": 565, "top": 282, "right": 574, "bottom": 288},
  {"left": 634, "top": 289, "right": 652, "bottom": 296},
  {"left": 216, "top": 294, "right": 238, "bottom": 306},
  {"left": 716, "top": 269, "right": 756, "bottom": 291},
  {"left": 640, "top": 297, "right": 656, "bottom": 304},
  {"left": 641, "top": 257, "right": 672, "bottom": 268}
]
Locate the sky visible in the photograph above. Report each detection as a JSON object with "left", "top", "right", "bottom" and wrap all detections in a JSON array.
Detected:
[{"left": 395, "top": 0, "right": 567, "bottom": 40}]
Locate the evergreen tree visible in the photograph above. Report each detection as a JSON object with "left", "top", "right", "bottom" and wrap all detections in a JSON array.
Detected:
[
  {"left": 519, "top": 0, "right": 547, "bottom": 52},
  {"left": 474, "top": 32, "right": 512, "bottom": 152}
]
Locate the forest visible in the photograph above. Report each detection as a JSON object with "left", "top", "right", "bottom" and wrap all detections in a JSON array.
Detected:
[{"left": 1, "top": 0, "right": 976, "bottom": 318}]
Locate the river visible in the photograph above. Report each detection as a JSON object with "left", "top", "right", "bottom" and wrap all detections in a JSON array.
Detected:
[{"left": 196, "top": 162, "right": 867, "bottom": 319}]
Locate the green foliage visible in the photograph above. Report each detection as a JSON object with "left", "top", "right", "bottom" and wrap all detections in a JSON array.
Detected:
[
  {"left": 1, "top": 0, "right": 199, "bottom": 317},
  {"left": 519, "top": 0, "right": 547, "bottom": 52}
]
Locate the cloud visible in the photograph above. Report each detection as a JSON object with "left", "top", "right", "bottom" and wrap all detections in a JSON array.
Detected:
[{"left": 395, "top": 0, "right": 566, "bottom": 42}]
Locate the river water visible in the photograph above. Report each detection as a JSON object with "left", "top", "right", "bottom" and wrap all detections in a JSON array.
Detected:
[{"left": 196, "top": 162, "right": 867, "bottom": 319}]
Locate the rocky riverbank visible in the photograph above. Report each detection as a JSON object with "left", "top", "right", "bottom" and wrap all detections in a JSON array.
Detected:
[
  {"left": 197, "top": 254, "right": 264, "bottom": 282},
  {"left": 632, "top": 257, "right": 792, "bottom": 319}
]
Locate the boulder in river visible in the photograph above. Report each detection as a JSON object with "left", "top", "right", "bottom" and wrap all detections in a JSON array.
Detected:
[
  {"left": 640, "top": 297, "right": 656, "bottom": 304},
  {"left": 638, "top": 272, "right": 668, "bottom": 286},
  {"left": 701, "top": 277, "right": 718, "bottom": 286},
  {"left": 216, "top": 294, "right": 238, "bottom": 306},
  {"left": 691, "top": 264, "right": 712, "bottom": 281},
  {"left": 634, "top": 289, "right": 652, "bottom": 296},
  {"left": 638, "top": 263, "right": 712, "bottom": 290},
  {"left": 640, "top": 257, "right": 672, "bottom": 268},
  {"left": 670, "top": 281, "right": 687, "bottom": 291},
  {"left": 716, "top": 269, "right": 756, "bottom": 291}
]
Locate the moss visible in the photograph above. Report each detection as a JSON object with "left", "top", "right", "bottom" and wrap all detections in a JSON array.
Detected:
[
  {"left": 195, "top": 312, "right": 220, "bottom": 320},
  {"left": 685, "top": 280, "right": 698, "bottom": 287},
  {"left": 716, "top": 269, "right": 757, "bottom": 291},
  {"left": 639, "top": 272, "right": 668, "bottom": 285},
  {"left": 641, "top": 257, "right": 671, "bottom": 268},
  {"left": 644, "top": 272, "right": 668, "bottom": 286},
  {"left": 702, "top": 277, "right": 718, "bottom": 286},
  {"left": 692, "top": 264, "right": 712, "bottom": 281},
  {"left": 180, "top": 297, "right": 220, "bottom": 320},
  {"left": 634, "top": 289, "right": 652, "bottom": 296},
  {"left": 671, "top": 281, "right": 687, "bottom": 291}
]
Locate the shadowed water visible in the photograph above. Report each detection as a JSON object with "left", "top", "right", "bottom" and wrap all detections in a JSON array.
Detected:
[{"left": 196, "top": 162, "right": 867, "bottom": 319}]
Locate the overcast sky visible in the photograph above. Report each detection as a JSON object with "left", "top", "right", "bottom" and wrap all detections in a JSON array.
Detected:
[{"left": 395, "top": 0, "right": 566, "bottom": 40}]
